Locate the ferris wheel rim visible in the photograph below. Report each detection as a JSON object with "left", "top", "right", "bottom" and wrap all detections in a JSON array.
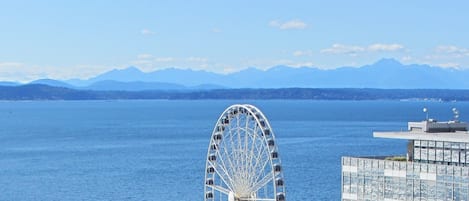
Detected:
[{"left": 204, "top": 104, "right": 286, "bottom": 201}]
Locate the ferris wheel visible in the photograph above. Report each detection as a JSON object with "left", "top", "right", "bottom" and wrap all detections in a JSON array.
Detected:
[{"left": 204, "top": 104, "right": 286, "bottom": 201}]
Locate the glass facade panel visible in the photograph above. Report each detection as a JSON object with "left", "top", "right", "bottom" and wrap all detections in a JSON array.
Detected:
[
  {"left": 459, "top": 151, "right": 466, "bottom": 163},
  {"left": 466, "top": 151, "right": 469, "bottom": 164},
  {"left": 452, "top": 150, "right": 460, "bottom": 163},
  {"left": 436, "top": 141, "right": 443, "bottom": 148},
  {"left": 422, "top": 147, "right": 428, "bottom": 161},
  {"left": 422, "top": 163, "right": 428, "bottom": 173},
  {"left": 342, "top": 157, "right": 469, "bottom": 201},
  {"left": 428, "top": 141, "right": 435, "bottom": 147},
  {"left": 415, "top": 148, "right": 421, "bottom": 160},
  {"left": 436, "top": 148, "right": 444, "bottom": 162},
  {"left": 384, "top": 177, "right": 392, "bottom": 199},
  {"left": 444, "top": 142, "right": 452, "bottom": 148},
  {"left": 385, "top": 160, "right": 392, "bottom": 170},
  {"left": 444, "top": 149, "right": 451, "bottom": 162},
  {"left": 428, "top": 148, "right": 436, "bottom": 161},
  {"left": 343, "top": 157, "right": 349, "bottom": 166},
  {"left": 351, "top": 158, "right": 357, "bottom": 167},
  {"left": 422, "top": 140, "right": 429, "bottom": 147}
]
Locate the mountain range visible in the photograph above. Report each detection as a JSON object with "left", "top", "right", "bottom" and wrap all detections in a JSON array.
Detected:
[{"left": 2, "top": 58, "right": 468, "bottom": 90}]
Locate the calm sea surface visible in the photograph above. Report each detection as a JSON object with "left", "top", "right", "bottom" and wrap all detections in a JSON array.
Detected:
[{"left": 1, "top": 100, "right": 468, "bottom": 201}]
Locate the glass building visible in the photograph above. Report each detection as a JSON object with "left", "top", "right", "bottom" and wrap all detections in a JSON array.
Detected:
[{"left": 342, "top": 117, "right": 469, "bottom": 201}]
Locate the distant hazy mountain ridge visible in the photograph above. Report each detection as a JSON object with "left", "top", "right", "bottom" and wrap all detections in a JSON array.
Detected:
[{"left": 1, "top": 58, "right": 468, "bottom": 90}]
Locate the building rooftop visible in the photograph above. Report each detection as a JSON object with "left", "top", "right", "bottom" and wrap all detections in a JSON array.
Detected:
[
  {"left": 408, "top": 119, "right": 467, "bottom": 132},
  {"left": 373, "top": 110, "right": 469, "bottom": 142},
  {"left": 374, "top": 130, "right": 469, "bottom": 142}
]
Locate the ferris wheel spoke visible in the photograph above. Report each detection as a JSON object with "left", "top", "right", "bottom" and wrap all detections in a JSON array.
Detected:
[
  {"left": 250, "top": 130, "right": 264, "bottom": 183},
  {"left": 237, "top": 112, "right": 242, "bottom": 152},
  {"left": 251, "top": 173, "right": 274, "bottom": 193},
  {"left": 232, "top": 115, "right": 242, "bottom": 172},
  {"left": 210, "top": 184, "right": 231, "bottom": 195},
  {"left": 210, "top": 156, "right": 234, "bottom": 188},
  {"left": 244, "top": 115, "right": 250, "bottom": 174},
  {"left": 238, "top": 116, "right": 248, "bottom": 177},
  {"left": 208, "top": 160, "right": 235, "bottom": 191},
  {"left": 223, "top": 123, "right": 240, "bottom": 180},
  {"left": 219, "top": 132, "right": 236, "bottom": 182},
  {"left": 239, "top": 130, "right": 250, "bottom": 180},
  {"left": 251, "top": 151, "right": 270, "bottom": 186},
  {"left": 230, "top": 139, "right": 240, "bottom": 176},
  {"left": 251, "top": 142, "right": 268, "bottom": 176},
  {"left": 246, "top": 125, "right": 259, "bottom": 184},
  {"left": 215, "top": 149, "right": 234, "bottom": 184}
]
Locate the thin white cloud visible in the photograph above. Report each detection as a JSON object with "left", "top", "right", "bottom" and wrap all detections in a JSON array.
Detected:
[
  {"left": 137, "top": 54, "right": 154, "bottom": 59},
  {"left": 434, "top": 45, "right": 469, "bottom": 57},
  {"left": 269, "top": 19, "right": 307, "bottom": 30},
  {"left": 0, "top": 62, "right": 114, "bottom": 82},
  {"left": 435, "top": 45, "right": 467, "bottom": 53},
  {"left": 242, "top": 58, "right": 314, "bottom": 69},
  {"left": 0, "top": 62, "right": 23, "bottom": 68},
  {"left": 223, "top": 67, "right": 238, "bottom": 74},
  {"left": 131, "top": 55, "right": 212, "bottom": 71},
  {"left": 320, "top": 44, "right": 365, "bottom": 56},
  {"left": 438, "top": 62, "right": 460, "bottom": 68},
  {"left": 188, "top": 57, "right": 208, "bottom": 62},
  {"left": 289, "top": 62, "right": 314, "bottom": 67},
  {"left": 293, "top": 50, "right": 313, "bottom": 57},
  {"left": 269, "top": 21, "right": 280, "bottom": 27},
  {"left": 141, "top": 28, "right": 155, "bottom": 35},
  {"left": 368, "top": 43, "right": 404, "bottom": 51},
  {"left": 154, "top": 57, "right": 174, "bottom": 62},
  {"left": 423, "top": 55, "right": 441, "bottom": 60},
  {"left": 133, "top": 60, "right": 153, "bottom": 65},
  {"left": 0, "top": 62, "right": 27, "bottom": 81},
  {"left": 198, "top": 63, "right": 209, "bottom": 68},
  {"left": 212, "top": 28, "right": 222, "bottom": 33},
  {"left": 398, "top": 45, "right": 469, "bottom": 69},
  {"left": 269, "top": 59, "right": 314, "bottom": 68},
  {"left": 400, "top": 56, "right": 412, "bottom": 62},
  {"left": 320, "top": 43, "right": 405, "bottom": 56},
  {"left": 422, "top": 45, "right": 469, "bottom": 64}
]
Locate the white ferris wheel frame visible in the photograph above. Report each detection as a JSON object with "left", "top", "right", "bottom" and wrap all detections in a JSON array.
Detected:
[{"left": 204, "top": 104, "right": 286, "bottom": 201}]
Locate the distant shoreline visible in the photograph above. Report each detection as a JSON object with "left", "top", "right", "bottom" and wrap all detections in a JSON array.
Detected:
[{"left": 1, "top": 84, "right": 469, "bottom": 101}]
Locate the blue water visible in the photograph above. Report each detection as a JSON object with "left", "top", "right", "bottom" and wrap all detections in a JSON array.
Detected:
[{"left": 0, "top": 100, "right": 468, "bottom": 201}]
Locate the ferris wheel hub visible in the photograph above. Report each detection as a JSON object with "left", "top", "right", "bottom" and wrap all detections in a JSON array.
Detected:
[{"left": 228, "top": 191, "right": 235, "bottom": 201}]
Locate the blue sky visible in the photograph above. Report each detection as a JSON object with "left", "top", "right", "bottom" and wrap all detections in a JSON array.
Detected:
[{"left": 1, "top": 0, "right": 469, "bottom": 81}]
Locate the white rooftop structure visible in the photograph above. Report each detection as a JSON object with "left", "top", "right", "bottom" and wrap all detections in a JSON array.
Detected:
[{"left": 374, "top": 119, "right": 469, "bottom": 142}]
